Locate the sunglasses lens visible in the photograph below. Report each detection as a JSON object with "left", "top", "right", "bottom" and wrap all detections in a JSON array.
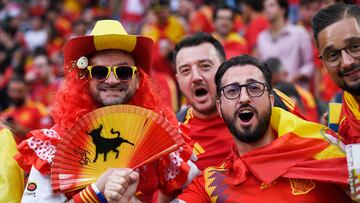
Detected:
[
  {"left": 90, "top": 66, "right": 109, "bottom": 80},
  {"left": 116, "top": 66, "right": 134, "bottom": 80}
]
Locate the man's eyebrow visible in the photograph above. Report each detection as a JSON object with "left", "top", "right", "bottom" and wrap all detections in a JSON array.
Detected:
[
  {"left": 177, "top": 59, "right": 213, "bottom": 69},
  {"left": 323, "top": 37, "right": 360, "bottom": 54},
  {"left": 345, "top": 36, "right": 360, "bottom": 43}
]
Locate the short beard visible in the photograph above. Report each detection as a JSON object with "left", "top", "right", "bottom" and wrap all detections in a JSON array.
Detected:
[
  {"left": 222, "top": 103, "right": 272, "bottom": 144},
  {"left": 12, "top": 98, "right": 25, "bottom": 107},
  {"left": 339, "top": 63, "right": 360, "bottom": 96}
]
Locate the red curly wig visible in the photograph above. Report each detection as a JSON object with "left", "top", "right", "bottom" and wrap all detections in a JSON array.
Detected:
[{"left": 51, "top": 68, "right": 177, "bottom": 135}]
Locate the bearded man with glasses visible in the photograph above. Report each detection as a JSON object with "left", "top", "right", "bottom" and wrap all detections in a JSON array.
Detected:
[
  {"left": 173, "top": 55, "right": 351, "bottom": 203},
  {"left": 313, "top": 4, "right": 360, "bottom": 144},
  {"left": 15, "top": 20, "right": 198, "bottom": 203}
]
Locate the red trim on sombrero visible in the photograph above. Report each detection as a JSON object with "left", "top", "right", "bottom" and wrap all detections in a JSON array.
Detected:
[
  {"left": 63, "top": 35, "right": 154, "bottom": 74},
  {"left": 63, "top": 36, "right": 97, "bottom": 67}
]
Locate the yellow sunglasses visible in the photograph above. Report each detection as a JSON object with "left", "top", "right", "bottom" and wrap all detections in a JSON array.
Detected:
[{"left": 87, "top": 65, "right": 137, "bottom": 81}]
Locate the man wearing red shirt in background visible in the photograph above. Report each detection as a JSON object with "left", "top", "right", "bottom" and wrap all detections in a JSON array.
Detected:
[
  {"left": 174, "top": 55, "right": 351, "bottom": 203},
  {"left": 1, "top": 76, "right": 51, "bottom": 144},
  {"left": 241, "top": 0, "right": 269, "bottom": 55},
  {"left": 174, "top": 33, "right": 234, "bottom": 171},
  {"left": 212, "top": 5, "right": 249, "bottom": 59}
]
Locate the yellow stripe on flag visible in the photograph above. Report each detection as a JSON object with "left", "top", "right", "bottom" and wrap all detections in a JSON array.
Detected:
[{"left": 271, "top": 107, "right": 345, "bottom": 160}]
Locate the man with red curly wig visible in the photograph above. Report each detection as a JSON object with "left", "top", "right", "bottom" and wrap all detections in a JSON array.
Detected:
[{"left": 15, "top": 20, "right": 198, "bottom": 203}]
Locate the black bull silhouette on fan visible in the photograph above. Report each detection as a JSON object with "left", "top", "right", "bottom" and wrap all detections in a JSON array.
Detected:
[{"left": 87, "top": 124, "right": 134, "bottom": 162}]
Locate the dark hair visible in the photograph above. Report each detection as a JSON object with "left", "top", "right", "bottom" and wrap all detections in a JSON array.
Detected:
[
  {"left": 275, "top": 82, "right": 304, "bottom": 110},
  {"left": 213, "top": 4, "right": 235, "bottom": 21},
  {"left": 299, "top": 0, "right": 319, "bottom": 6},
  {"left": 270, "top": 0, "right": 289, "bottom": 19},
  {"left": 8, "top": 75, "right": 28, "bottom": 86},
  {"left": 264, "top": 57, "right": 283, "bottom": 74},
  {"left": 215, "top": 55, "right": 272, "bottom": 97},
  {"left": 243, "top": 0, "right": 264, "bottom": 12},
  {"left": 174, "top": 32, "right": 226, "bottom": 63},
  {"left": 312, "top": 3, "right": 360, "bottom": 46}
]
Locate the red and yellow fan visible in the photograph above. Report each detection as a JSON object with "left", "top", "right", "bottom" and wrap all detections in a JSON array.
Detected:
[{"left": 51, "top": 105, "right": 184, "bottom": 193}]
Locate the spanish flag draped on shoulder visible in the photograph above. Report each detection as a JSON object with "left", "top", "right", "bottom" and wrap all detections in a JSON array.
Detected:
[{"left": 224, "top": 107, "right": 348, "bottom": 186}]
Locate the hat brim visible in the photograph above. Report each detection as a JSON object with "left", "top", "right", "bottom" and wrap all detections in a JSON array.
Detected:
[{"left": 63, "top": 34, "right": 154, "bottom": 74}]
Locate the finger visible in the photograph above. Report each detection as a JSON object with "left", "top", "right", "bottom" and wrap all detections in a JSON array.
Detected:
[
  {"left": 104, "top": 190, "right": 122, "bottom": 201},
  {"left": 105, "top": 182, "right": 126, "bottom": 194}
]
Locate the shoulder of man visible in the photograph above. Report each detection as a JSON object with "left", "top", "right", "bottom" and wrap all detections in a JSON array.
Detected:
[{"left": 176, "top": 106, "right": 190, "bottom": 122}]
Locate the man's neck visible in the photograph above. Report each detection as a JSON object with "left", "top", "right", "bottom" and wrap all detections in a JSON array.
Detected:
[
  {"left": 235, "top": 127, "right": 274, "bottom": 155},
  {"left": 192, "top": 108, "right": 219, "bottom": 120},
  {"left": 270, "top": 17, "right": 286, "bottom": 36}
]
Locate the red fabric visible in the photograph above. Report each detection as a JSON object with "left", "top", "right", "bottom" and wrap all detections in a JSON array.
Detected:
[
  {"left": 319, "top": 73, "right": 342, "bottom": 102},
  {"left": 339, "top": 96, "right": 360, "bottom": 144},
  {"left": 244, "top": 15, "right": 269, "bottom": 51},
  {"left": 182, "top": 113, "right": 234, "bottom": 171},
  {"left": 179, "top": 174, "right": 350, "bottom": 203},
  {"left": 178, "top": 133, "right": 350, "bottom": 202},
  {"left": 30, "top": 80, "right": 61, "bottom": 107},
  {"left": 190, "top": 6, "right": 213, "bottom": 33},
  {"left": 0, "top": 100, "right": 50, "bottom": 144}
]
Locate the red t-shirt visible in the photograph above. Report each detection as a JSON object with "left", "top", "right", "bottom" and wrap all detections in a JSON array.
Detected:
[
  {"left": 182, "top": 108, "right": 234, "bottom": 171},
  {"left": 0, "top": 100, "right": 51, "bottom": 144},
  {"left": 178, "top": 174, "right": 350, "bottom": 203},
  {"left": 244, "top": 15, "right": 269, "bottom": 51},
  {"left": 178, "top": 108, "right": 351, "bottom": 202}
]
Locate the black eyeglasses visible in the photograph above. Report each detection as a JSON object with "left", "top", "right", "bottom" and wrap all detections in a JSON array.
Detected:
[
  {"left": 319, "top": 41, "right": 360, "bottom": 68},
  {"left": 87, "top": 65, "right": 137, "bottom": 81},
  {"left": 221, "top": 81, "right": 268, "bottom": 100}
]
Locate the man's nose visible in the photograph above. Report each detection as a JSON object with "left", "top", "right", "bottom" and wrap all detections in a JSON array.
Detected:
[
  {"left": 104, "top": 71, "right": 119, "bottom": 83},
  {"left": 238, "top": 87, "right": 250, "bottom": 103},
  {"left": 191, "top": 67, "right": 203, "bottom": 82},
  {"left": 341, "top": 49, "right": 356, "bottom": 69}
]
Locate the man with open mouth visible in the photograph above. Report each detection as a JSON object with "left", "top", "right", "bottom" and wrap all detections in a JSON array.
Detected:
[
  {"left": 174, "top": 55, "right": 351, "bottom": 203},
  {"left": 174, "top": 33, "right": 234, "bottom": 171}
]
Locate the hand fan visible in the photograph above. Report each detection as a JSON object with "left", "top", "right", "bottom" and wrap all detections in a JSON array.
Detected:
[{"left": 51, "top": 105, "right": 184, "bottom": 193}]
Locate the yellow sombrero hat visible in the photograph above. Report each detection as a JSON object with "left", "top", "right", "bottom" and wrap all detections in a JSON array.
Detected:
[{"left": 63, "top": 20, "right": 154, "bottom": 75}]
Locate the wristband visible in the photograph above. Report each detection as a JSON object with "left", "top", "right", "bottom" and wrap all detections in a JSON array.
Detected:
[{"left": 91, "top": 183, "right": 108, "bottom": 203}]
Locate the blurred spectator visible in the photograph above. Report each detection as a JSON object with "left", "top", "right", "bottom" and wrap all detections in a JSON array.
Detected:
[
  {"left": 119, "top": 0, "right": 150, "bottom": 34},
  {"left": 25, "top": 51, "right": 61, "bottom": 108},
  {"left": 266, "top": 57, "right": 319, "bottom": 122},
  {"left": 298, "top": 0, "right": 341, "bottom": 102},
  {"left": 241, "top": 0, "right": 269, "bottom": 55},
  {"left": 212, "top": 4, "right": 249, "bottom": 59},
  {"left": 190, "top": 0, "right": 215, "bottom": 33},
  {"left": 177, "top": 0, "right": 197, "bottom": 34},
  {"left": 0, "top": 76, "right": 51, "bottom": 144},
  {"left": 141, "top": 0, "right": 185, "bottom": 111},
  {"left": 257, "top": 0, "right": 314, "bottom": 89},
  {"left": 24, "top": 16, "right": 48, "bottom": 52}
]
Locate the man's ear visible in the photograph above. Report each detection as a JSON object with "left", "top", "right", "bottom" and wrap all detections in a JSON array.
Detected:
[
  {"left": 216, "top": 99, "right": 222, "bottom": 118},
  {"left": 270, "top": 92, "right": 274, "bottom": 107},
  {"left": 175, "top": 73, "right": 179, "bottom": 84}
]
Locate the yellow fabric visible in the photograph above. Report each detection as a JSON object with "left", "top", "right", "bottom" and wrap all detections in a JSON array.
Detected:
[
  {"left": 271, "top": 107, "right": 345, "bottom": 159},
  {"left": 344, "top": 91, "right": 360, "bottom": 120},
  {"left": 141, "top": 15, "right": 186, "bottom": 44},
  {"left": 91, "top": 20, "right": 128, "bottom": 35},
  {"left": 91, "top": 20, "right": 137, "bottom": 52},
  {"left": 295, "top": 85, "right": 316, "bottom": 108},
  {"left": 0, "top": 128, "right": 24, "bottom": 203},
  {"left": 328, "top": 103, "right": 343, "bottom": 124},
  {"left": 273, "top": 89, "right": 296, "bottom": 111}
]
